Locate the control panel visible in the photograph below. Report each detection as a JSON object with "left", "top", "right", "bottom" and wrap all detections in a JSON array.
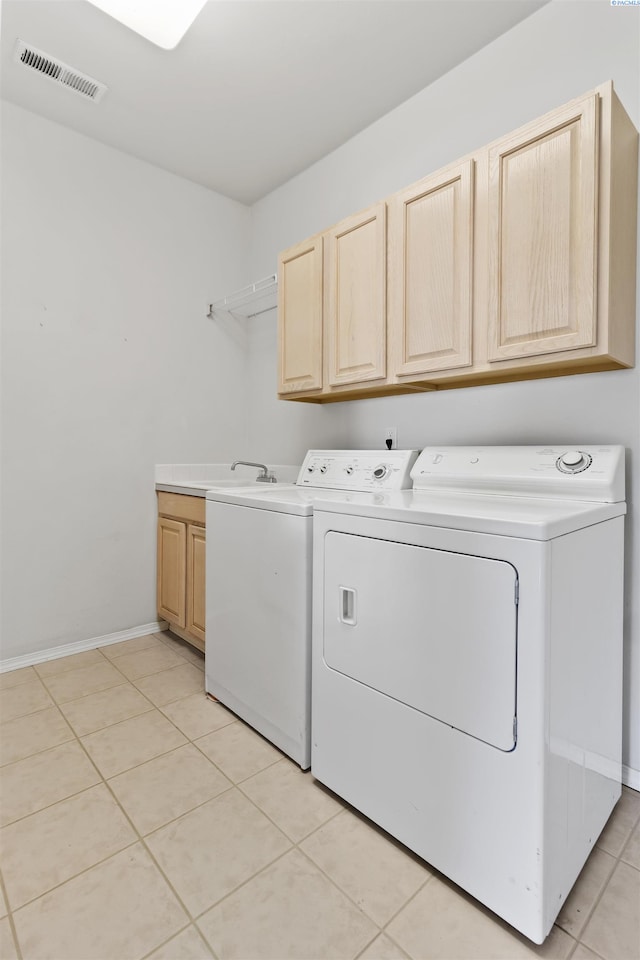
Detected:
[
  {"left": 411, "top": 446, "right": 625, "bottom": 503},
  {"left": 297, "top": 450, "right": 419, "bottom": 491}
]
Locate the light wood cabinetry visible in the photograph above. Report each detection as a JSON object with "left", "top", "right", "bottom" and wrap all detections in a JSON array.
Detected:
[
  {"left": 277, "top": 236, "right": 323, "bottom": 395},
  {"left": 326, "top": 202, "right": 387, "bottom": 386},
  {"left": 157, "top": 516, "right": 187, "bottom": 628},
  {"left": 186, "top": 523, "right": 206, "bottom": 645},
  {"left": 487, "top": 93, "right": 599, "bottom": 363},
  {"left": 277, "top": 81, "right": 637, "bottom": 402},
  {"left": 388, "top": 159, "right": 474, "bottom": 377},
  {"left": 157, "top": 492, "right": 205, "bottom": 652}
]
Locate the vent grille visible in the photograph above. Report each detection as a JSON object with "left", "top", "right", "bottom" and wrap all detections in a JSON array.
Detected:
[{"left": 14, "top": 40, "right": 107, "bottom": 103}]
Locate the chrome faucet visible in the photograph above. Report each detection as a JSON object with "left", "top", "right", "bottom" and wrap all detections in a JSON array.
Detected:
[{"left": 231, "top": 460, "right": 277, "bottom": 483}]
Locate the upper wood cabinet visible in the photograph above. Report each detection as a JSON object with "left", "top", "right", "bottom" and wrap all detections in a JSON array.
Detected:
[
  {"left": 326, "top": 203, "right": 387, "bottom": 386},
  {"left": 277, "top": 82, "right": 637, "bottom": 402},
  {"left": 388, "top": 159, "right": 474, "bottom": 377},
  {"left": 277, "top": 236, "right": 323, "bottom": 395},
  {"left": 487, "top": 93, "right": 598, "bottom": 362}
]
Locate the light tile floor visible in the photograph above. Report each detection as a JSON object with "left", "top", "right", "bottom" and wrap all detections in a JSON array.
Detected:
[{"left": 0, "top": 631, "right": 638, "bottom": 960}]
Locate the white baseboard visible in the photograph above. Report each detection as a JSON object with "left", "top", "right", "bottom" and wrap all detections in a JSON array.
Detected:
[
  {"left": 0, "top": 621, "right": 169, "bottom": 673},
  {"left": 623, "top": 764, "right": 640, "bottom": 792}
]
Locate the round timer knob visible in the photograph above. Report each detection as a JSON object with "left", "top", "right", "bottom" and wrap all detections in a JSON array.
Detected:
[
  {"left": 373, "top": 465, "right": 388, "bottom": 480},
  {"left": 561, "top": 450, "right": 585, "bottom": 468},
  {"left": 557, "top": 450, "right": 592, "bottom": 475}
]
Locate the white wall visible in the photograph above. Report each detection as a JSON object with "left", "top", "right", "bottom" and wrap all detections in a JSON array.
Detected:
[
  {"left": 0, "top": 102, "right": 251, "bottom": 660},
  {"left": 248, "top": 1, "right": 640, "bottom": 781},
  {"left": 1, "top": 1, "right": 638, "bottom": 781}
]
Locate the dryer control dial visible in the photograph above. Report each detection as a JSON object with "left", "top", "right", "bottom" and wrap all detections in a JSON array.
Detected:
[
  {"left": 373, "top": 464, "right": 389, "bottom": 481},
  {"left": 556, "top": 450, "right": 593, "bottom": 474}
]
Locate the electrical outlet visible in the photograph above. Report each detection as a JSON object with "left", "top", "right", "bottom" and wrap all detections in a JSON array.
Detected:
[{"left": 384, "top": 427, "right": 397, "bottom": 450}]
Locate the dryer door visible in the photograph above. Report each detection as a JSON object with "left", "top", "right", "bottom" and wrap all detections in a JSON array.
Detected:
[{"left": 323, "top": 533, "right": 518, "bottom": 751}]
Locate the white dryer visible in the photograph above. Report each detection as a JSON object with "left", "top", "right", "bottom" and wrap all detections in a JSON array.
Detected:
[
  {"left": 205, "top": 449, "right": 418, "bottom": 769},
  {"left": 311, "top": 445, "right": 626, "bottom": 944}
]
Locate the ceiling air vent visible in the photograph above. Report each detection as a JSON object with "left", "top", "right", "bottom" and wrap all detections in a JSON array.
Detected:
[{"left": 13, "top": 40, "right": 108, "bottom": 103}]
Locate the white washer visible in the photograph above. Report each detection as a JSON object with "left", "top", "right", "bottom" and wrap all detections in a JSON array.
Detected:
[
  {"left": 205, "top": 449, "right": 418, "bottom": 769},
  {"left": 311, "top": 445, "right": 626, "bottom": 944}
]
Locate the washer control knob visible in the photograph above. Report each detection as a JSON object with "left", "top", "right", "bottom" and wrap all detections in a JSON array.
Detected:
[
  {"left": 307, "top": 466, "right": 315, "bottom": 473},
  {"left": 557, "top": 450, "right": 592, "bottom": 474},
  {"left": 319, "top": 465, "right": 328, "bottom": 474},
  {"left": 345, "top": 466, "right": 354, "bottom": 475},
  {"left": 373, "top": 464, "right": 389, "bottom": 480}
]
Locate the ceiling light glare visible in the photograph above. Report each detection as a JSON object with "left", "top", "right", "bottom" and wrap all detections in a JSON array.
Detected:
[{"left": 87, "top": 0, "right": 208, "bottom": 50}]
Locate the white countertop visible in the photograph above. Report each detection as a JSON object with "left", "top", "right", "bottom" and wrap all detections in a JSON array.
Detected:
[{"left": 155, "top": 463, "right": 300, "bottom": 497}]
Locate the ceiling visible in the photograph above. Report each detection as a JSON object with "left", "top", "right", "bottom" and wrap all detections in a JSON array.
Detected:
[{"left": 1, "top": 0, "right": 548, "bottom": 205}]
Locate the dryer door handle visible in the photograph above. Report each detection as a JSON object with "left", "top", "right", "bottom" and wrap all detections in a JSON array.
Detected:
[{"left": 339, "top": 586, "right": 357, "bottom": 626}]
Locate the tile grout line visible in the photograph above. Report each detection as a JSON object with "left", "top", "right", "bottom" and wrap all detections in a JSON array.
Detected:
[
  {"left": 190, "top": 753, "right": 429, "bottom": 953},
  {"left": 5, "top": 634, "right": 639, "bottom": 959},
  {"left": 567, "top": 935, "right": 605, "bottom": 960},
  {"left": 138, "top": 921, "right": 219, "bottom": 960},
  {"left": 618, "top": 799, "right": 640, "bottom": 868},
  {"left": 3, "top": 634, "right": 202, "bottom": 728},
  {"left": 96, "top": 639, "right": 202, "bottom": 689},
  {"left": 572, "top": 798, "right": 640, "bottom": 956},
  {"left": 1, "top": 685, "right": 111, "bottom": 956},
  {"left": 0, "top": 868, "right": 23, "bottom": 960},
  {"left": 7, "top": 833, "right": 141, "bottom": 914},
  {"left": 32, "top": 646, "right": 112, "bottom": 680},
  {"left": 122, "top": 681, "right": 386, "bottom": 955},
  {"left": 37, "top": 716, "right": 221, "bottom": 957},
  {"left": 85, "top": 687, "right": 293, "bottom": 960},
  {"left": 48, "top": 634, "right": 268, "bottom": 957},
  {"left": 57, "top": 694, "right": 221, "bottom": 958},
  {"left": 0, "top": 681, "right": 385, "bottom": 958},
  {"left": 2, "top": 636, "right": 220, "bottom": 959},
  {"left": 0, "top": 708, "right": 77, "bottom": 769},
  {"left": 566, "top": 847, "right": 618, "bottom": 948}
]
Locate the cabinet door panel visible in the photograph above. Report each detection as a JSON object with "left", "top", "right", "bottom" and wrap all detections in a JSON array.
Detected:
[
  {"left": 488, "top": 94, "right": 598, "bottom": 361},
  {"left": 390, "top": 160, "right": 473, "bottom": 376},
  {"left": 327, "top": 203, "right": 386, "bottom": 385},
  {"left": 278, "top": 237, "right": 323, "bottom": 394},
  {"left": 186, "top": 524, "right": 206, "bottom": 645},
  {"left": 157, "top": 517, "right": 186, "bottom": 628}
]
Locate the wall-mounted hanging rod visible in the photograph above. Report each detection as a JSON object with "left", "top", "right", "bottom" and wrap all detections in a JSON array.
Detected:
[{"left": 207, "top": 274, "right": 277, "bottom": 320}]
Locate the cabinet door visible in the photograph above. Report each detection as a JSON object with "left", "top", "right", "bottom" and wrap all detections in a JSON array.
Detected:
[
  {"left": 389, "top": 160, "right": 474, "bottom": 377},
  {"left": 278, "top": 236, "right": 323, "bottom": 394},
  {"left": 326, "top": 202, "right": 387, "bottom": 386},
  {"left": 157, "top": 517, "right": 186, "bottom": 628},
  {"left": 186, "top": 523, "right": 206, "bottom": 646},
  {"left": 488, "top": 93, "right": 599, "bottom": 362}
]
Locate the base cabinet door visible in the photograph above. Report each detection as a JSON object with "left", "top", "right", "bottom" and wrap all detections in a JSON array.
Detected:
[
  {"left": 186, "top": 523, "right": 206, "bottom": 645},
  {"left": 157, "top": 517, "right": 187, "bottom": 628},
  {"left": 157, "top": 492, "right": 206, "bottom": 651}
]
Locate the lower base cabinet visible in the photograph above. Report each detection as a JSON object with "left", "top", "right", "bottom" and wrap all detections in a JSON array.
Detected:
[{"left": 157, "top": 492, "right": 205, "bottom": 652}]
